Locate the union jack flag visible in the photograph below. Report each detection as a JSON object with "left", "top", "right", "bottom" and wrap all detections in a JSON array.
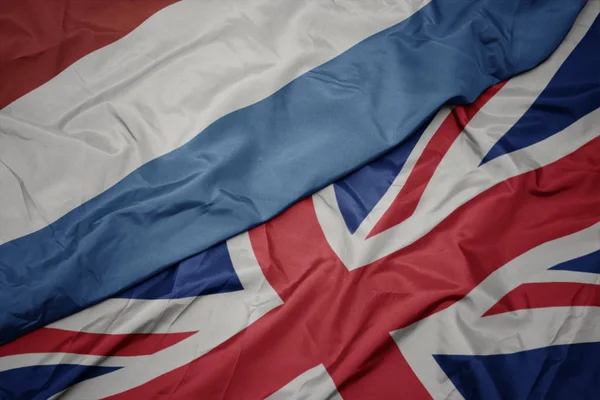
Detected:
[{"left": 1, "top": 4, "right": 599, "bottom": 399}]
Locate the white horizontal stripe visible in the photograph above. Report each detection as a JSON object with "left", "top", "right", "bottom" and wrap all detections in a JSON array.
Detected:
[
  {"left": 267, "top": 364, "right": 343, "bottom": 400},
  {"left": 392, "top": 223, "right": 600, "bottom": 400},
  {"left": 314, "top": 1, "right": 599, "bottom": 270},
  {"left": 0, "top": 0, "right": 430, "bottom": 244}
]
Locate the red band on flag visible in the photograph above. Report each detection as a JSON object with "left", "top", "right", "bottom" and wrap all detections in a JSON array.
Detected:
[{"left": 0, "top": 0, "right": 178, "bottom": 109}]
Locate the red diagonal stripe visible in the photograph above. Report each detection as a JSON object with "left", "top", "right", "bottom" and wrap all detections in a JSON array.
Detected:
[
  {"left": 368, "top": 82, "right": 506, "bottom": 237},
  {"left": 0, "top": 327, "right": 195, "bottom": 357},
  {"left": 484, "top": 282, "right": 600, "bottom": 317},
  {"left": 0, "top": 0, "right": 178, "bottom": 109}
]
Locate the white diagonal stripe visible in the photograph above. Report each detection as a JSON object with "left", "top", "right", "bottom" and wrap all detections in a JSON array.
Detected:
[{"left": 314, "top": 1, "right": 600, "bottom": 270}]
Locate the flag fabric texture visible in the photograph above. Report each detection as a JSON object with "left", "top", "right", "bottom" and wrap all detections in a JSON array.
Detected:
[{"left": 1, "top": 0, "right": 599, "bottom": 399}]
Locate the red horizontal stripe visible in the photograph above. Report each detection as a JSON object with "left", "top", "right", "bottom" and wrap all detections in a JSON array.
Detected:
[
  {"left": 368, "top": 82, "right": 506, "bottom": 237},
  {"left": 484, "top": 282, "right": 600, "bottom": 317},
  {"left": 0, "top": 327, "right": 194, "bottom": 357},
  {"left": 0, "top": 0, "right": 178, "bottom": 109}
]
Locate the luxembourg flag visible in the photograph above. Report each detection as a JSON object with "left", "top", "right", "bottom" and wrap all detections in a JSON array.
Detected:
[{"left": 0, "top": 0, "right": 598, "bottom": 398}]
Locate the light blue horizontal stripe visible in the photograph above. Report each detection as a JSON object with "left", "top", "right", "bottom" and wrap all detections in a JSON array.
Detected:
[{"left": 0, "top": 0, "right": 586, "bottom": 344}]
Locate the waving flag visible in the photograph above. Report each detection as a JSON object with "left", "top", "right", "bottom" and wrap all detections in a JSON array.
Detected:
[
  {"left": 0, "top": 0, "right": 589, "bottom": 345},
  {"left": 0, "top": 0, "right": 598, "bottom": 397}
]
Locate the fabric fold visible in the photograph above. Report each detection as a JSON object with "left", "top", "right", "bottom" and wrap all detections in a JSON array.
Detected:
[{"left": 0, "top": 0, "right": 588, "bottom": 344}]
